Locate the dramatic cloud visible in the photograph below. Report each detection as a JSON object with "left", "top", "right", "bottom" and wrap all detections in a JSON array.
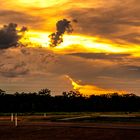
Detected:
[
  {"left": 0, "top": 23, "right": 27, "bottom": 49},
  {"left": 0, "top": 0, "right": 140, "bottom": 95},
  {"left": 49, "top": 19, "right": 73, "bottom": 47},
  {"left": 0, "top": 47, "right": 71, "bottom": 94},
  {"left": 0, "top": 47, "right": 57, "bottom": 77},
  {"left": 66, "top": 0, "right": 140, "bottom": 45},
  {"left": 0, "top": 47, "right": 140, "bottom": 94},
  {"left": 46, "top": 54, "right": 140, "bottom": 80},
  {"left": 67, "top": 76, "right": 126, "bottom": 95},
  {"left": 1, "top": 0, "right": 139, "bottom": 45},
  {"left": 44, "top": 53, "right": 140, "bottom": 93}
]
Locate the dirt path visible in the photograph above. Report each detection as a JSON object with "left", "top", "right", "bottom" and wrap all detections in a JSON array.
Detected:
[
  {"left": 0, "top": 122, "right": 140, "bottom": 140},
  {"left": 18, "top": 121, "right": 140, "bottom": 130}
]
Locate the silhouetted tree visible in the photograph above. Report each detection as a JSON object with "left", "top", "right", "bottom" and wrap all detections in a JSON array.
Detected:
[
  {"left": 0, "top": 89, "right": 6, "bottom": 96},
  {"left": 38, "top": 88, "right": 51, "bottom": 96},
  {"left": 0, "top": 89, "right": 140, "bottom": 112}
]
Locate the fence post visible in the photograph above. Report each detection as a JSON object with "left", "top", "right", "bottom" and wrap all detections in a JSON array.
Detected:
[
  {"left": 11, "top": 113, "right": 14, "bottom": 122},
  {"left": 15, "top": 113, "right": 18, "bottom": 127},
  {"left": 44, "top": 113, "right": 46, "bottom": 117}
]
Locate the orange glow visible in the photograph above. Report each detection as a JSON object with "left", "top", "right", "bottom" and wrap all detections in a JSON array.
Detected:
[
  {"left": 19, "top": 30, "right": 140, "bottom": 57},
  {"left": 18, "top": 0, "right": 68, "bottom": 7},
  {"left": 66, "top": 76, "right": 126, "bottom": 96},
  {"left": 0, "top": 0, "right": 139, "bottom": 95},
  {"left": 19, "top": 30, "right": 50, "bottom": 47}
]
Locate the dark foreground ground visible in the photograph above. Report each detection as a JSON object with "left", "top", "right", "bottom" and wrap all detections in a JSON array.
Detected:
[{"left": 0, "top": 122, "right": 140, "bottom": 140}]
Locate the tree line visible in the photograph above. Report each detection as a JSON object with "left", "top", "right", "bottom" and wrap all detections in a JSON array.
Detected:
[{"left": 0, "top": 88, "right": 140, "bottom": 112}]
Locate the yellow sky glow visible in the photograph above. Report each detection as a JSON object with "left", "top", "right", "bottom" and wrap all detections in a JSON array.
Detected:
[
  {"left": 66, "top": 76, "right": 126, "bottom": 95},
  {"left": 1, "top": 0, "right": 140, "bottom": 94},
  {"left": 1, "top": 0, "right": 140, "bottom": 58},
  {"left": 17, "top": 0, "right": 68, "bottom": 8},
  {"left": 19, "top": 30, "right": 140, "bottom": 57}
]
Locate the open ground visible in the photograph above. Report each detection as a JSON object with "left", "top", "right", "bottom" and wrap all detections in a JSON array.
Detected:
[{"left": 0, "top": 112, "right": 140, "bottom": 140}]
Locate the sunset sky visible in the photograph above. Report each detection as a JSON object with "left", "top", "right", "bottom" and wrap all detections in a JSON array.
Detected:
[{"left": 0, "top": 0, "right": 140, "bottom": 95}]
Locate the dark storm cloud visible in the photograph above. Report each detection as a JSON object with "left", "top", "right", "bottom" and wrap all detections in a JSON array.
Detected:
[
  {"left": 49, "top": 19, "right": 73, "bottom": 47},
  {"left": 0, "top": 23, "right": 27, "bottom": 49},
  {"left": 69, "top": 53, "right": 130, "bottom": 60},
  {"left": 67, "top": 0, "right": 140, "bottom": 44}
]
